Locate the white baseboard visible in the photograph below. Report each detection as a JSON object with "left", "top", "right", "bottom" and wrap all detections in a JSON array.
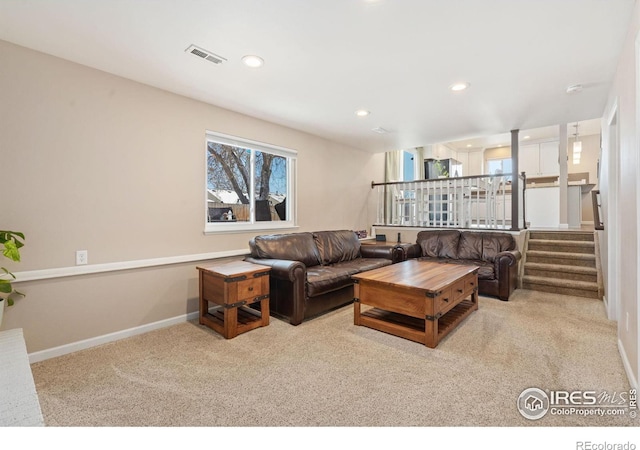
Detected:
[
  {"left": 28, "top": 311, "right": 200, "bottom": 364},
  {"left": 618, "top": 338, "right": 639, "bottom": 390}
]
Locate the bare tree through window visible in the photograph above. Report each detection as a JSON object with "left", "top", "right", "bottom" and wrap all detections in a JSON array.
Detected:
[{"left": 207, "top": 141, "right": 288, "bottom": 223}]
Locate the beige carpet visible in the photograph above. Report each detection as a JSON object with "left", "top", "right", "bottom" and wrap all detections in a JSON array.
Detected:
[{"left": 31, "top": 289, "right": 636, "bottom": 427}]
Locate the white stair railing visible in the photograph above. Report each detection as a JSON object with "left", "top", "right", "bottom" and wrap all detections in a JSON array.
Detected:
[{"left": 372, "top": 173, "right": 522, "bottom": 230}]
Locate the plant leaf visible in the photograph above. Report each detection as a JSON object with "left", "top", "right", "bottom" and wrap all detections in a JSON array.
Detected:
[
  {"left": 2, "top": 240, "right": 20, "bottom": 262},
  {"left": 0, "top": 281, "right": 12, "bottom": 293}
]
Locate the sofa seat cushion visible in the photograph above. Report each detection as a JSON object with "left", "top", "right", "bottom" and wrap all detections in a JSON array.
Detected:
[
  {"left": 313, "top": 230, "right": 361, "bottom": 265},
  {"left": 466, "top": 260, "right": 495, "bottom": 280},
  {"left": 332, "top": 257, "right": 392, "bottom": 274},
  {"left": 418, "top": 257, "right": 494, "bottom": 280},
  {"left": 306, "top": 266, "right": 355, "bottom": 297},
  {"left": 251, "top": 232, "right": 321, "bottom": 267},
  {"left": 306, "top": 258, "right": 393, "bottom": 297}
]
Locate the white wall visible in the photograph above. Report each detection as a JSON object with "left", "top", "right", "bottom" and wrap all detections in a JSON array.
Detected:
[
  {"left": 600, "top": 1, "right": 640, "bottom": 388},
  {"left": 0, "top": 40, "right": 384, "bottom": 353}
]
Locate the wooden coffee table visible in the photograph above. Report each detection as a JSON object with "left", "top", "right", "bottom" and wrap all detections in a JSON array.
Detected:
[{"left": 352, "top": 260, "right": 479, "bottom": 348}]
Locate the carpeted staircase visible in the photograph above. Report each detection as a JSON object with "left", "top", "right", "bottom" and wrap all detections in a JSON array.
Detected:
[{"left": 522, "top": 230, "right": 601, "bottom": 299}]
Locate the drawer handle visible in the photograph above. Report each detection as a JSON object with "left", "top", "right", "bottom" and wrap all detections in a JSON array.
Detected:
[
  {"left": 248, "top": 286, "right": 254, "bottom": 291},
  {"left": 457, "top": 289, "right": 463, "bottom": 293},
  {"left": 470, "top": 282, "right": 475, "bottom": 286},
  {"left": 443, "top": 297, "right": 449, "bottom": 303}
]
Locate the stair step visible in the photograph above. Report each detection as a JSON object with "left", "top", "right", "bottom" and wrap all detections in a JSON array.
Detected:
[
  {"left": 521, "top": 281, "right": 601, "bottom": 299},
  {"left": 525, "top": 250, "right": 596, "bottom": 267},
  {"left": 524, "top": 262, "right": 597, "bottom": 283},
  {"left": 528, "top": 231, "right": 594, "bottom": 242},
  {"left": 522, "top": 275, "right": 600, "bottom": 299},
  {"left": 527, "top": 239, "right": 595, "bottom": 254}
]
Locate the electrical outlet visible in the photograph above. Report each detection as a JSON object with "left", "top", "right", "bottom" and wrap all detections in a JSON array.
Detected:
[{"left": 76, "top": 250, "right": 88, "bottom": 265}]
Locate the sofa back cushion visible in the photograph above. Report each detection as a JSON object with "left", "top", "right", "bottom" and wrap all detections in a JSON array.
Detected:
[
  {"left": 478, "top": 232, "right": 516, "bottom": 262},
  {"left": 250, "top": 232, "right": 321, "bottom": 267},
  {"left": 457, "top": 232, "right": 483, "bottom": 260},
  {"left": 458, "top": 231, "right": 516, "bottom": 262},
  {"left": 416, "top": 230, "right": 461, "bottom": 259},
  {"left": 313, "top": 230, "right": 361, "bottom": 265}
]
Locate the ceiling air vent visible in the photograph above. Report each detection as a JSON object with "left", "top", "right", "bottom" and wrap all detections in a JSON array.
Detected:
[{"left": 185, "top": 44, "right": 227, "bottom": 65}]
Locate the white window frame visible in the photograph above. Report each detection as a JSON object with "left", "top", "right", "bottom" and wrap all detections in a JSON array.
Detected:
[{"left": 204, "top": 131, "right": 297, "bottom": 234}]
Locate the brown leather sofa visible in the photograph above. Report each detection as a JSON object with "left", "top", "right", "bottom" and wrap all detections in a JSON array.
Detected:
[
  {"left": 405, "top": 229, "right": 521, "bottom": 301},
  {"left": 244, "top": 230, "right": 401, "bottom": 325}
]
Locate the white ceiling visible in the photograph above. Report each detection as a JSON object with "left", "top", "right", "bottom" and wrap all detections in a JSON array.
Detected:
[{"left": 0, "top": 0, "right": 634, "bottom": 153}]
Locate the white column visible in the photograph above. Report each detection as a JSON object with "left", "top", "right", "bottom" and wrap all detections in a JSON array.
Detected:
[{"left": 559, "top": 124, "right": 569, "bottom": 228}]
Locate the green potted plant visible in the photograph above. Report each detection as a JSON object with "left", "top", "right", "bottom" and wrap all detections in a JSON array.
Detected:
[
  {"left": 434, "top": 160, "right": 449, "bottom": 178},
  {"left": 0, "top": 230, "right": 25, "bottom": 326}
]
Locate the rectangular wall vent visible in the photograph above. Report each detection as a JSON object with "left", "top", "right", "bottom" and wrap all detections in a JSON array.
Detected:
[{"left": 185, "top": 44, "right": 227, "bottom": 65}]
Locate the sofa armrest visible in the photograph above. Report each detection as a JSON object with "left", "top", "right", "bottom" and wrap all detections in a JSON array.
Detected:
[
  {"left": 494, "top": 250, "right": 521, "bottom": 300},
  {"left": 404, "top": 243, "right": 422, "bottom": 259},
  {"left": 244, "top": 257, "right": 308, "bottom": 325},
  {"left": 244, "top": 257, "right": 306, "bottom": 282},
  {"left": 495, "top": 250, "right": 521, "bottom": 267},
  {"left": 360, "top": 245, "right": 394, "bottom": 260}
]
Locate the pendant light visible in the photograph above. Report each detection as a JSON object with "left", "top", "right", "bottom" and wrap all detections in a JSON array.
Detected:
[{"left": 572, "top": 123, "right": 581, "bottom": 165}]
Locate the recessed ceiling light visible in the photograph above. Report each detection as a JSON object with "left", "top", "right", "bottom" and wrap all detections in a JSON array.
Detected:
[
  {"left": 449, "top": 82, "right": 470, "bottom": 92},
  {"left": 466, "top": 144, "right": 472, "bottom": 148},
  {"left": 523, "top": 135, "right": 531, "bottom": 139},
  {"left": 242, "top": 55, "right": 264, "bottom": 68},
  {"left": 372, "top": 127, "right": 388, "bottom": 134},
  {"left": 355, "top": 109, "right": 370, "bottom": 117}
]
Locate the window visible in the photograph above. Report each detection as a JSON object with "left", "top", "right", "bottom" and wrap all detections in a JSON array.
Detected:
[
  {"left": 402, "top": 150, "right": 415, "bottom": 181},
  {"left": 487, "top": 158, "right": 512, "bottom": 175},
  {"left": 205, "top": 131, "right": 296, "bottom": 233}
]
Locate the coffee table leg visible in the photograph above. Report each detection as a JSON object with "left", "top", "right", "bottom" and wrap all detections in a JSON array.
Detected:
[
  {"left": 425, "top": 317, "right": 438, "bottom": 348},
  {"left": 353, "top": 282, "right": 361, "bottom": 325},
  {"left": 260, "top": 298, "right": 270, "bottom": 327}
]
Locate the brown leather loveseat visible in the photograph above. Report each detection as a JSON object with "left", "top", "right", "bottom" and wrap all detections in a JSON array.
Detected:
[
  {"left": 405, "top": 230, "right": 521, "bottom": 301},
  {"left": 244, "top": 230, "right": 400, "bottom": 325}
]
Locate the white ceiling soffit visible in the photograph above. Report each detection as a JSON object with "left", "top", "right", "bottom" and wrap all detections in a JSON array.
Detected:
[
  {"left": 446, "top": 118, "right": 603, "bottom": 152},
  {"left": 0, "top": 0, "right": 634, "bottom": 153}
]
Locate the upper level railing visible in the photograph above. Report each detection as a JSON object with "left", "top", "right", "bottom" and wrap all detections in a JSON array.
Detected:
[
  {"left": 591, "top": 190, "right": 604, "bottom": 230},
  {"left": 371, "top": 173, "right": 525, "bottom": 230}
]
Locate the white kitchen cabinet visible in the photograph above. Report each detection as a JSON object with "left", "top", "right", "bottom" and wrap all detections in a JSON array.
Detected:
[
  {"left": 519, "top": 141, "right": 559, "bottom": 177},
  {"left": 539, "top": 142, "right": 560, "bottom": 176}
]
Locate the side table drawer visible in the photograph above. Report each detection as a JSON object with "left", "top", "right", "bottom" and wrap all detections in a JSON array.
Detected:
[{"left": 236, "top": 276, "right": 269, "bottom": 302}]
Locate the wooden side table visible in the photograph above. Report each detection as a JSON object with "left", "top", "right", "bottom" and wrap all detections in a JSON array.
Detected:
[{"left": 196, "top": 260, "right": 271, "bottom": 339}]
